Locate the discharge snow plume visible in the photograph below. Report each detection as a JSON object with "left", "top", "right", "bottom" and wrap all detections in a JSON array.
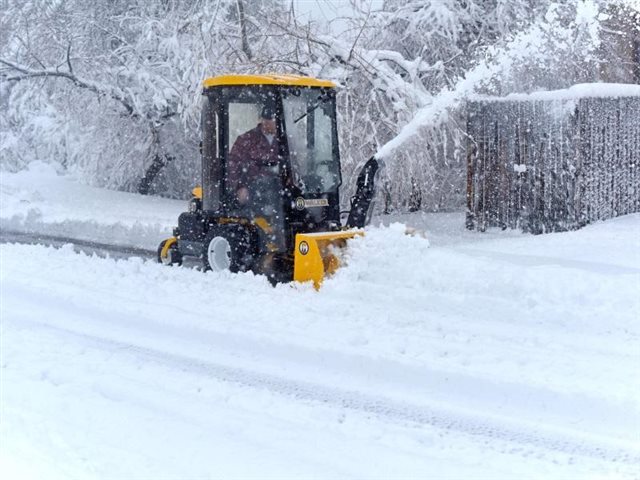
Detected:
[{"left": 376, "top": 0, "right": 606, "bottom": 161}]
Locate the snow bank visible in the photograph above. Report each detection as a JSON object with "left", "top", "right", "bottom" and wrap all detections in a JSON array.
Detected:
[
  {"left": 0, "top": 161, "right": 185, "bottom": 249},
  {"left": 0, "top": 161, "right": 517, "bottom": 250}
]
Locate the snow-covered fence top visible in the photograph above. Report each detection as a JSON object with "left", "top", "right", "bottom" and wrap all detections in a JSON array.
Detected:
[
  {"left": 472, "top": 83, "right": 640, "bottom": 102},
  {"left": 466, "top": 83, "right": 640, "bottom": 234}
]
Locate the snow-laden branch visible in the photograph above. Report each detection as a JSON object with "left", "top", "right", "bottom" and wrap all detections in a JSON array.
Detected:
[{"left": 0, "top": 58, "right": 136, "bottom": 116}]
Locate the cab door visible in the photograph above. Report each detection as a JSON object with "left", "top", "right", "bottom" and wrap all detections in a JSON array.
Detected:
[
  {"left": 219, "top": 86, "right": 289, "bottom": 251},
  {"left": 201, "top": 94, "right": 221, "bottom": 213}
]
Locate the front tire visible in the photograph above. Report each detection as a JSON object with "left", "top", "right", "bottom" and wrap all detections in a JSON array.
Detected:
[{"left": 157, "top": 239, "right": 182, "bottom": 266}]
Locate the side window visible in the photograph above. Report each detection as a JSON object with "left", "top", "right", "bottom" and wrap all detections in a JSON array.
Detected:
[
  {"left": 228, "top": 103, "right": 260, "bottom": 152},
  {"left": 314, "top": 104, "right": 333, "bottom": 161},
  {"left": 226, "top": 102, "right": 261, "bottom": 201},
  {"left": 313, "top": 104, "right": 339, "bottom": 190},
  {"left": 283, "top": 96, "right": 309, "bottom": 175}
]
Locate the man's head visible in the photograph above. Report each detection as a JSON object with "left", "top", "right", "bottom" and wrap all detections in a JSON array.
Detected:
[{"left": 260, "top": 105, "right": 276, "bottom": 135}]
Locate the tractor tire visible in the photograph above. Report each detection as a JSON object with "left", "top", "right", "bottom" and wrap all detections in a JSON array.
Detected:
[
  {"left": 157, "top": 239, "right": 183, "bottom": 266},
  {"left": 202, "top": 226, "right": 254, "bottom": 273}
]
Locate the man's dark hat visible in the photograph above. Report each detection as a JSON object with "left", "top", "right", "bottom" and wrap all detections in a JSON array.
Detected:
[{"left": 261, "top": 104, "right": 276, "bottom": 119}]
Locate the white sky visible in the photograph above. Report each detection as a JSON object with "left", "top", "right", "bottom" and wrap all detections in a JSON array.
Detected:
[{"left": 292, "top": 0, "right": 384, "bottom": 32}]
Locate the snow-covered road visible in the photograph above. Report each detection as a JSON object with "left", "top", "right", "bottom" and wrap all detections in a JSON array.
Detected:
[
  {"left": 1, "top": 165, "right": 639, "bottom": 478},
  {"left": 2, "top": 216, "right": 639, "bottom": 478}
]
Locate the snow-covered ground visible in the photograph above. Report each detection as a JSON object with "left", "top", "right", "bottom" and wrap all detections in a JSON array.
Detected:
[{"left": 1, "top": 165, "right": 639, "bottom": 479}]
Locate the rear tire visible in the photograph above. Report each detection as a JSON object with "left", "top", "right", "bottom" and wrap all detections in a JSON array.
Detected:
[
  {"left": 157, "top": 239, "right": 182, "bottom": 266},
  {"left": 202, "top": 226, "right": 254, "bottom": 273}
]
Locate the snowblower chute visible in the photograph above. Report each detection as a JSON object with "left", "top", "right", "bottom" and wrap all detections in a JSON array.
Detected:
[{"left": 158, "top": 74, "right": 379, "bottom": 287}]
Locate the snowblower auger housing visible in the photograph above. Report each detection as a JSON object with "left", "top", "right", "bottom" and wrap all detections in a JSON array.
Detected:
[{"left": 158, "top": 74, "right": 379, "bottom": 288}]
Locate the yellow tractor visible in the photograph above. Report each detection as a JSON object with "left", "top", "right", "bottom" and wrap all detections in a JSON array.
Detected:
[{"left": 158, "top": 74, "right": 379, "bottom": 288}]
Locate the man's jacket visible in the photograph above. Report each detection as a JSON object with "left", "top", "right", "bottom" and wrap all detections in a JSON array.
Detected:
[{"left": 228, "top": 125, "right": 280, "bottom": 190}]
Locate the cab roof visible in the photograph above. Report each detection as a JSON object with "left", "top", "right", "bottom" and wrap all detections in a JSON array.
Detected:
[{"left": 203, "top": 74, "right": 336, "bottom": 89}]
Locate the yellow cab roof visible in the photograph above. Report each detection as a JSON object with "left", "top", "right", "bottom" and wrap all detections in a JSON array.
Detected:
[{"left": 203, "top": 74, "right": 336, "bottom": 89}]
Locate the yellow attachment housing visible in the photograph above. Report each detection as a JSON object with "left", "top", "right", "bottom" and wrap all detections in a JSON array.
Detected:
[
  {"left": 192, "top": 186, "right": 202, "bottom": 199},
  {"left": 293, "top": 230, "right": 363, "bottom": 290}
]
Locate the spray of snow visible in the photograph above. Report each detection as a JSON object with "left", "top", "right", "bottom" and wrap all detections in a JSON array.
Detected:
[{"left": 376, "top": 0, "right": 605, "bottom": 161}]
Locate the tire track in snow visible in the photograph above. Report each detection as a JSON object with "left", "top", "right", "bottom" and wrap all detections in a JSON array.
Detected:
[
  {"left": 10, "top": 317, "right": 640, "bottom": 467},
  {"left": 0, "top": 229, "right": 155, "bottom": 259}
]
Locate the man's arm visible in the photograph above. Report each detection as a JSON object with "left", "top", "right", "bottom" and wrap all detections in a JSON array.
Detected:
[
  {"left": 228, "top": 133, "right": 251, "bottom": 205},
  {"left": 228, "top": 134, "right": 247, "bottom": 191}
]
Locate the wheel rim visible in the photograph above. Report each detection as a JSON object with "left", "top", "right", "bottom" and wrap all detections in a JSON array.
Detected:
[{"left": 207, "top": 236, "right": 231, "bottom": 271}]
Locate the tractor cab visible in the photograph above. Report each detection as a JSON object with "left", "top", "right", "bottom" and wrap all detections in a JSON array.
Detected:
[
  {"left": 201, "top": 75, "right": 342, "bottom": 247},
  {"left": 159, "top": 74, "right": 380, "bottom": 287}
]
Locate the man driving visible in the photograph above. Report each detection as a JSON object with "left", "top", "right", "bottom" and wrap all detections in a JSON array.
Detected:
[{"left": 227, "top": 104, "right": 280, "bottom": 205}]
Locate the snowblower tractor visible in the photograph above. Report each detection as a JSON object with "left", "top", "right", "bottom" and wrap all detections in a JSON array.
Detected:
[{"left": 158, "top": 74, "right": 379, "bottom": 287}]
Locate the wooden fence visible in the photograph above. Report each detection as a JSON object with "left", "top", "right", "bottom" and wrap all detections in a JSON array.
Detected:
[{"left": 466, "top": 93, "right": 640, "bottom": 233}]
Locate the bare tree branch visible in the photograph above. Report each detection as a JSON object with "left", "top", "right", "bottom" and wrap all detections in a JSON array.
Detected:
[
  {"left": 236, "top": 0, "right": 252, "bottom": 61},
  {"left": 66, "top": 42, "right": 73, "bottom": 74},
  {"left": 348, "top": 4, "right": 370, "bottom": 63},
  {"left": 16, "top": 34, "right": 47, "bottom": 70}
]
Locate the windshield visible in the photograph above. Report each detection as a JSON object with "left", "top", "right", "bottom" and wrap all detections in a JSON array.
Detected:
[{"left": 282, "top": 88, "right": 341, "bottom": 194}]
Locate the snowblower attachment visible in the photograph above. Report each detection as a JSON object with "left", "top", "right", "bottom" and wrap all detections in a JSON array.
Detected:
[
  {"left": 293, "top": 230, "right": 364, "bottom": 289},
  {"left": 293, "top": 157, "right": 380, "bottom": 289}
]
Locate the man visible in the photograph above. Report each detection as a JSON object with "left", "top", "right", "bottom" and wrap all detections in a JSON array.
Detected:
[{"left": 227, "top": 104, "right": 280, "bottom": 205}]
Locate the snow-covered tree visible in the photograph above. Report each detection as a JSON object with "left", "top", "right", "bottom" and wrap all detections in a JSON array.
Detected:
[
  {"left": 0, "top": 0, "right": 294, "bottom": 196},
  {"left": 1, "top": 0, "right": 637, "bottom": 211}
]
